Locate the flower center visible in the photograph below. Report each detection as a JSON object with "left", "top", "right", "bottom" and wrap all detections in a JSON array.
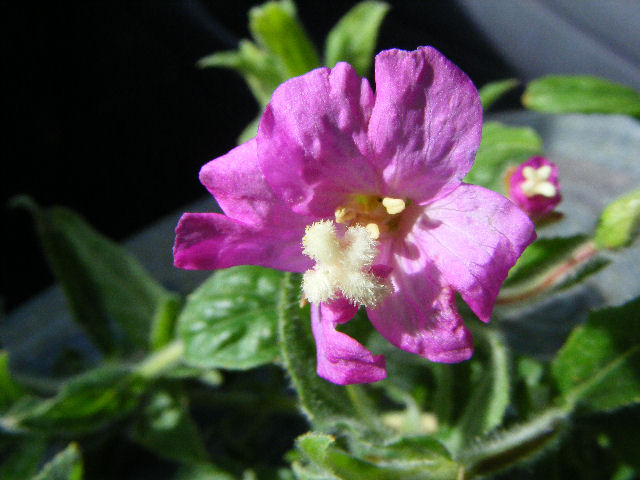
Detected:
[
  {"left": 334, "top": 195, "right": 407, "bottom": 239},
  {"left": 301, "top": 220, "right": 391, "bottom": 307},
  {"left": 521, "top": 165, "right": 557, "bottom": 198}
]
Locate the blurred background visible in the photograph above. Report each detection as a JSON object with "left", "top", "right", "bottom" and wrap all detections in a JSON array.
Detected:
[{"left": 3, "top": 0, "right": 640, "bottom": 312}]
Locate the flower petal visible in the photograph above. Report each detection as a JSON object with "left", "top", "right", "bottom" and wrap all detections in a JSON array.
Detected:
[
  {"left": 173, "top": 212, "right": 312, "bottom": 272},
  {"left": 367, "top": 242, "right": 473, "bottom": 362},
  {"left": 311, "top": 298, "right": 386, "bottom": 385},
  {"left": 368, "top": 47, "right": 482, "bottom": 203},
  {"left": 258, "top": 63, "right": 379, "bottom": 217},
  {"left": 410, "top": 184, "right": 536, "bottom": 321},
  {"left": 199, "top": 138, "right": 314, "bottom": 229}
]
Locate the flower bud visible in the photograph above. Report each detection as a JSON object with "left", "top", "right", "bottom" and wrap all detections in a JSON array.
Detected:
[{"left": 508, "top": 156, "right": 562, "bottom": 218}]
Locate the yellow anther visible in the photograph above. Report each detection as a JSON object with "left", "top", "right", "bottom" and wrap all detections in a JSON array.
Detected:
[
  {"left": 382, "top": 197, "right": 406, "bottom": 215},
  {"left": 334, "top": 194, "right": 409, "bottom": 238},
  {"left": 365, "top": 223, "right": 380, "bottom": 240},
  {"left": 335, "top": 207, "right": 356, "bottom": 224}
]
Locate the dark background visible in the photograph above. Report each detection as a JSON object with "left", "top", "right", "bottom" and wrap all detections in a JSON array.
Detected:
[{"left": 3, "top": 1, "right": 639, "bottom": 311}]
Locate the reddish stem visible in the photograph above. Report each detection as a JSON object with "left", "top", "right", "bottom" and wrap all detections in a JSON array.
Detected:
[{"left": 497, "top": 241, "right": 599, "bottom": 305}]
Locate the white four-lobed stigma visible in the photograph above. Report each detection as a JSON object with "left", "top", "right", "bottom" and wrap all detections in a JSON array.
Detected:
[{"left": 302, "top": 220, "right": 390, "bottom": 307}]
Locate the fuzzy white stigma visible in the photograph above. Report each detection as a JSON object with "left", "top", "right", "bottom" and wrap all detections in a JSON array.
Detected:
[
  {"left": 521, "top": 165, "right": 557, "bottom": 198},
  {"left": 301, "top": 220, "right": 390, "bottom": 307}
]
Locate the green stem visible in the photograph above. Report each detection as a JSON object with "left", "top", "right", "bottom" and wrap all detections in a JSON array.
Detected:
[
  {"left": 456, "top": 407, "right": 570, "bottom": 477},
  {"left": 136, "top": 340, "right": 185, "bottom": 379},
  {"left": 277, "top": 272, "right": 359, "bottom": 427}
]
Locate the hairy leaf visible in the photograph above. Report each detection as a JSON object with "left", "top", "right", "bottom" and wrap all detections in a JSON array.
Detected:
[
  {"left": 295, "top": 432, "right": 460, "bottom": 480},
  {"left": 552, "top": 297, "right": 640, "bottom": 411},
  {"left": 178, "top": 266, "right": 283, "bottom": 370},
  {"left": 17, "top": 365, "right": 141, "bottom": 435},
  {"left": 465, "top": 122, "right": 542, "bottom": 192},
  {"left": 12, "top": 196, "right": 175, "bottom": 356},
  {"left": 33, "top": 443, "right": 83, "bottom": 480},
  {"left": 130, "top": 390, "right": 208, "bottom": 464},
  {"left": 594, "top": 188, "right": 640, "bottom": 249},
  {"left": 523, "top": 75, "right": 640, "bottom": 116},
  {"left": 249, "top": 0, "right": 320, "bottom": 78},
  {"left": 324, "top": 1, "right": 389, "bottom": 76},
  {"left": 479, "top": 79, "right": 519, "bottom": 110},
  {"left": 0, "top": 351, "right": 23, "bottom": 411},
  {"left": 198, "top": 40, "right": 285, "bottom": 108}
]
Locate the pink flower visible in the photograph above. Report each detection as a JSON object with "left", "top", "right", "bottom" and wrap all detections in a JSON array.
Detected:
[
  {"left": 174, "top": 47, "right": 535, "bottom": 385},
  {"left": 508, "top": 156, "right": 562, "bottom": 219}
]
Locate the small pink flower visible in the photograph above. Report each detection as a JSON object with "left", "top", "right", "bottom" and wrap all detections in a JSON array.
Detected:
[
  {"left": 174, "top": 47, "right": 535, "bottom": 385},
  {"left": 508, "top": 156, "right": 562, "bottom": 219}
]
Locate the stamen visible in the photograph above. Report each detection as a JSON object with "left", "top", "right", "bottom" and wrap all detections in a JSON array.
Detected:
[
  {"left": 366, "top": 223, "right": 380, "bottom": 240},
  {"left": 335, "top": 207, "right": 355, "bottom": 224},
  {"left": 382, "top": 197, "right": 406, "bottom": 215}
]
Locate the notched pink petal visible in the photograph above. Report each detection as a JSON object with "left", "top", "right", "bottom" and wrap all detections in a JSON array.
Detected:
[
  {"left": 367, "top": 251, "right": 473, "bottom": 363},
  {"left": 413, "top": 184, "right": 536, "bottom": 321},
  {"left": 198, "top": 138, "right": 314, "bottom": 229},
  {"left": 311, "top": 298, "right": 387, "bottom": 385},
  {"left": 258, "top": 63, "right": 379, "bottom": 217},
  {"left": 173, "top": 212, "right": 312, "bottom": 272},
  {"left": 368, "top": 46, "right": 482, "bottom": 203}
]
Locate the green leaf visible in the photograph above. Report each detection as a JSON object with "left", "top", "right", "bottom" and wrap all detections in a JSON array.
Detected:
[
  {"left": 130, "top": 390, "right": 208, "bottom": 464},
  {"left": 33, "top": 443, "right": 83, "bottom": 480},
  {"left": 198, "top": 40, "right": 286, "bottom": 107},
  {"left": 16, "top": 365, "right": 142, "bottom": 435},
  {"left": 499, "top": 236, "right": 607, "bottom": 304},
  {"left": 377, "top": 435, "right": 453, "bottom": 462},
  {"left": 324, "top": 1, "right": 390, "bottom": 77},
  {"left": 450, "top": 329, "right": 510, "bottom": 451},
  {"left": 464, "top": 122, "right": 543, "bottom": 191},
  {"left": 173, "top": 463, "right": 237, "bottom": 480},
  {"left": 552, "top": 297, "right": 640, "bottom": 411},
  {"left": 514, "top": 356, "right": 552, "bottom": 415},
  {"left": 0, "top": 437, "right": 46, "bottom": 480},
  {"left": 478, "top": 79, "right": 519, "bottom": 110},
  {"left": 523, "top": 75, "right": 640, "bottom": 116},
  {"left": 178, "top": 266, "right": 283, "bottom": 370},
  {"left": 612, "top": 465, "right": 637, "bottom": 480},
  {"left": 295, "top": 432, "right": 461, "bottom": 480},
  {"left": 594, "top": 188, "right": 640, "bottom": 249},
  {"left": 12, "top": 197, "right": 175, "bottom": 356},
  {"left": 0, "top": 351, "right": 23, "bottom": 411},
  {"left": 249, "top": 0, "right": 320, "bottom": 79},
  {"left": 297, "top": 432, "right": 335, "bottom": 465},
  {"left": 277, "top": 273, "right": 357, "bottom": 428},
  {"left": 457, "top": 407, "right": 569, "bottom": 477}
]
